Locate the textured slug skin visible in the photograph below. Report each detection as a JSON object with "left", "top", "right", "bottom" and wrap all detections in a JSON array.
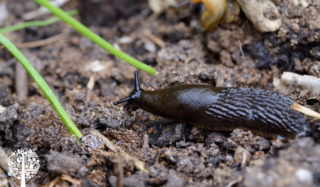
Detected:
[{"left": 137, "top": 85, "right": 304, "bottom": 138}]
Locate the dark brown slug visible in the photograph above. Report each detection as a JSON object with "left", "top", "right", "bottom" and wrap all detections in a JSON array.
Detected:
[{"left": 114, "top": 71, "right": 307, "bottom": 139}]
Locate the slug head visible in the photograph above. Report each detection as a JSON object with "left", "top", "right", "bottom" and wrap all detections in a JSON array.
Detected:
[{"left": 114, "top": 71, "right": 144, "bottom": 108}]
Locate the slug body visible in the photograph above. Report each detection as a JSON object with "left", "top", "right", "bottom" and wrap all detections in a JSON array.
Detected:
[
  {"left": 115, "top": 72, "right": 305, "bottom": 139},
  {"left": 190, "top": 0, "right": 227, "bottom": 31}
]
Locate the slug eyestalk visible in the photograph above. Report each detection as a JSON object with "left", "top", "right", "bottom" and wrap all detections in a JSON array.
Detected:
[{"left": 114, "top": 71, "right": 144, "bottom": 108}]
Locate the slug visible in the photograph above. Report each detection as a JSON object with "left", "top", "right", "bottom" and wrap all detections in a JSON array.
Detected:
[
  {"left": 190, "top": 0, "right": 227, "bottom": 31},
  {"left": 114, "top": 71, "right": 306, "bottom": 139}
]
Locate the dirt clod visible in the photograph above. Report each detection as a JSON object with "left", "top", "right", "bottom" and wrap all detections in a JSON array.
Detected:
[{"left": 47, "top": 151, "right": 84, "bottom": 177}]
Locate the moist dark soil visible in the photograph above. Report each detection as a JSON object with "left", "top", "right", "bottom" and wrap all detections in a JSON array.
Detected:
[{"left": 1, "top": 0, "right": 320, "bottom": 186}]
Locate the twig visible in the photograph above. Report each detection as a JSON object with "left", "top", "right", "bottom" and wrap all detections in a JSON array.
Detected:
[
  {"left": 15, "top": 62, "right": 28, "bottom": 101},
  {"left": 61, "top": 174, "right": 82, "bottom": 186},
  {"left": 23, "top": 0, "right": 70, "bottom": 20},
  {"left": 144, "top": 30, "right": 165, "bottom": 48},
  {"left": 14, "top": 30, "right": 68, "bottom": 48},
  {"left": 0, "top": 10, "right": 78, "bottom": 33},
  {"left": 86, "top": 74, "right": 95, "bottom": 102},
  {"left": 89, "top": 130, "right": 149, "bottom": 173},
  {"left": 46, "top": 176, "right": 61, "bottom": 187},
  {"left": 226, "top": 175, "right": 243, "bottom": 187},
  {"left": 142, "top": 134, "right": 149, "bottom": 154},
  {"left": 238, "top": 40, "right": 254, "bottom": 72},
  {"left": 154, "top": 149, "right": 161, "bottom": 165},
  {"left": 227, "top": 180, "right": 239, "bottom": 187},
  {"left": 238, "top": 40, "right": 246, "bottom": 60},
  {"left": 291, "top": 102, "right": 320, "bottom": 120},
  {"left": 116, "top": 154, "right": 124, "bottom": 187},
  {"left": 45, "top": 174, "right": 81, "bottom": 187}
]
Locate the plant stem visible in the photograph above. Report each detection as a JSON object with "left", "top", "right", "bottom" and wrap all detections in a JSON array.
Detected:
[
  {"left": 34, "top": 0, "right": 156, "bottom": 75},
  {"left": 0, "top": 10, "right": 79, "bottom": 33},
  {"left": 0, "top": 33, "right": 82, "bottom": 139}
]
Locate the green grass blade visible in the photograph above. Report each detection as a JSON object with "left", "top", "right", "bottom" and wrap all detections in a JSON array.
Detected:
[
  {"left": 34, "top": 0, "right": 156, "bottom": 75},
  {"left": 0, "top": 33, "right": 82, "bottom": 139},
  {"left": 0, "top": 10, "right": 79, "bottom": 33}
]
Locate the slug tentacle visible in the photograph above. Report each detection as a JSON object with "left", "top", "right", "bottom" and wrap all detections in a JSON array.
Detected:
[
  {"left": 114, "top": 71, "right": 144, "bottom": 108},
  {"left": 114, "top": 97, "right": 132, "bottom": 108},
  {"left": 133, "top": 71, "right": 143, "bottom": 92},
  {"left": 114, "top": 71, "right": 307, "bottom": 139}
]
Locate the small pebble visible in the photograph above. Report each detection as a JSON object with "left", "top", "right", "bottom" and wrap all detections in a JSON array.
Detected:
[
  {"left": 294, "top": 168, "right": 313, "bottom": 183},
  {"left": 144, "top": 41, "right": 156, "bottom": 53},
  {"left": 193, "top": 168, "right": 200, "bottom": 174},
  {"left": 234, "top": 146, "right": 252, "bottom": 165}
]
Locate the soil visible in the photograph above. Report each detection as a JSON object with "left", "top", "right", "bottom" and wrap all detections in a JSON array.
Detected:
[{"left": 0, "top": 0, "right": 320, "bottom": 186}]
